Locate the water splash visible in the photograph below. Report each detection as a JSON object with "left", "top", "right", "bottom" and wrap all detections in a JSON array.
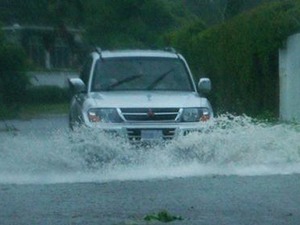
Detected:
[{"left": 0, "top": 115, "right": 299, "bottom": 184}]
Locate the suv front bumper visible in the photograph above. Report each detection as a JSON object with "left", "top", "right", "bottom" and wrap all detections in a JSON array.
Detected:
[{"left": 85, "top": 122, "right": 211, "bottom": 141}]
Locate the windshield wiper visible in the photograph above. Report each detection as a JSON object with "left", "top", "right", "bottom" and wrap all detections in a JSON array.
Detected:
[
  {"left": 103, "top": 74, "right": 142, "bottom": 90},
  {"left": 146, "top": 68, "right": 174, "bottom": 90}
]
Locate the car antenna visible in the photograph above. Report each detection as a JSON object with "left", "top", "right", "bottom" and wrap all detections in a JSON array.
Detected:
[{"left": 164, "top": 47, "right": 176, "bottom": 53}]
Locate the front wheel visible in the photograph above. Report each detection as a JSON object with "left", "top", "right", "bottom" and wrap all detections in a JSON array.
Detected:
[{"left": 69, "top": 113, "right": 75, "bottom": 131}]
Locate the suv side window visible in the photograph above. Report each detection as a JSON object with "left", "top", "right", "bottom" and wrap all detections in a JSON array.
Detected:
[{"left": 80, "top": 57, "right": 93, "bottom": 85}]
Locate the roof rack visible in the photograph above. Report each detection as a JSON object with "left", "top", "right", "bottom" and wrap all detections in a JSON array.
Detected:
[
  {"left": 164, "top": 47, "right": 177, "bottom": 54},
  {"left": 95, "top": 47, "right": 103, "bottom": 60},
  {"left": 95, "top": 47, "right": 102, "bottom": 54}
]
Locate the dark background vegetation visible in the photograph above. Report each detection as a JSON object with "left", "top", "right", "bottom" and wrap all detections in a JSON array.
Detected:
[{"left": 1, "top": 0, "right": 300, "bottom": 118}]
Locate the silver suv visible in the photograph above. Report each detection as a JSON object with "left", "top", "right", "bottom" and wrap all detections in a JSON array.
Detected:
[{"left": 69, "top": 48, "right": 213, "bottom": 141}]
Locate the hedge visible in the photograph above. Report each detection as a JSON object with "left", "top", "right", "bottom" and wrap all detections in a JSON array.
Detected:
[{"left": 167, "top": 0, "right": 300, "bottom": 116}]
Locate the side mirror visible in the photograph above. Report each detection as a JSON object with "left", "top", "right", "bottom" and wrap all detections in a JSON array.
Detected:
[
  {"left": 198, "top": 78, "right": 211, "bottom": 94},
  {"left": 68, "top": 78, "right": 86, "bottom": 95}
]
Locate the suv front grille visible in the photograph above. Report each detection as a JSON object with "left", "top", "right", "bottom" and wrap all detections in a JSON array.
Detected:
[{"left": 120, "top": 108, "right": 180, "bottom": 122}]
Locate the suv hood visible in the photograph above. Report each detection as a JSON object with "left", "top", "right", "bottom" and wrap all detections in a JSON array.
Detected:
[{"left": 86, "top": 91, "right": 208, "bottom": 108}]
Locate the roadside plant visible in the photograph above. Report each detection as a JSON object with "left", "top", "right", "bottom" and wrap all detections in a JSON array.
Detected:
[{"left": 144, "top": 210, "right": 183, "bottom": 223}]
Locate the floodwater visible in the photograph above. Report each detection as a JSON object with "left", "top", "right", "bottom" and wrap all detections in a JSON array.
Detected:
[
  {"left": 0, "top": 115, "right": 300, "bottom": 225},
  {"left": 0, "top": 114, "right": 299, "bottom": 184}
]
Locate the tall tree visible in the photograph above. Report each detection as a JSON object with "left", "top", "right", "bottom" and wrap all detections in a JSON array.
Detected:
[
  {"left": 225, "top": 0, "right": 245, "bottom": 19},
  {"left": 85, "top": 0, "right": 175, "bottom": 48}
]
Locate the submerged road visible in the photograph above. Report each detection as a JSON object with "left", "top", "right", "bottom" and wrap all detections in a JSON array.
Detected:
[
  {"left": 0, "top": 115, "right": 300, "bottom": 225},
  {"left": 0, "top": 174, "right": 300, "bottom": 225}
]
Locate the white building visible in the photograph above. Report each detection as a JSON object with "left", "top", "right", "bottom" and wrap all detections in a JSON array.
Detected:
[{"left": 279, "top": 33, "right": 300, "bottom": 122}]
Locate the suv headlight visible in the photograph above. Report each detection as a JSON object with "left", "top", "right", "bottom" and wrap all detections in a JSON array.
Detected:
[
  {"left": 181, "top": 107, "right": 211, "bottom": 122},
  {"left": 87, "top": 108, "right": 122, "bottom": 123}
]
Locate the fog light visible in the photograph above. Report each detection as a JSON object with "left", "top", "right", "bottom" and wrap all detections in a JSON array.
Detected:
[
  {"left": 200, "top": 114, "right": 210, "bottom": 122},
  {"left": 88, "top": 111, "right": 101, "bottom": 122},
  {"left": 200, "top": 109, "right": 210, "bottom": 122}
]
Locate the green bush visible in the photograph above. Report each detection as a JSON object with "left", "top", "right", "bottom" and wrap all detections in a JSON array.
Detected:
[
  {"left": 167, "top": 0, "right": 300, "bottom": 116},
  {"left": 144, "top": 210, "right": 183, "bottom": 222},
  {"left": 0, "top": 43, "right": 29, "bottom": 106}
]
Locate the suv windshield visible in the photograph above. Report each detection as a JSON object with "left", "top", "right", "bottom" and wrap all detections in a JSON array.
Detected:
[{"left": 92, "top": 57, "right": 194, "bottom": 91}]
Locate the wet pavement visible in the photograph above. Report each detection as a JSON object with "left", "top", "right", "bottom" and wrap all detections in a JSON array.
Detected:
[{"left": 0, "top": 174, "right": 300, "bottom": 225}]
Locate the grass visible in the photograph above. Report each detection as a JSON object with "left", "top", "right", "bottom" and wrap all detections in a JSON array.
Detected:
[
  {"left": 0, "top": 103, "right": 69, "bottom": 120},
  {"left": 19, "top": 103, "right": 69, "bottom": 119}
]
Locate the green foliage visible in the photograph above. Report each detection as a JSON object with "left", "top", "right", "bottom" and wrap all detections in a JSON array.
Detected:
[
  {"left": 164, "top": 20, "right": 207, "bottom": 72},
  {"left": 0, "top": 0, "right": 83, "bottom": 27},
  {"left": 0, "top": 42, "right": 29, "bottom": 106},
  {"left": 144, "top": 210, "right": 183, "bottom": 223},
  {"left": 167, "top": 0, "right": 300, "bottom": 116},
  {"left": 84, "top": 0, "right": 193, "bottom": 49}
]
